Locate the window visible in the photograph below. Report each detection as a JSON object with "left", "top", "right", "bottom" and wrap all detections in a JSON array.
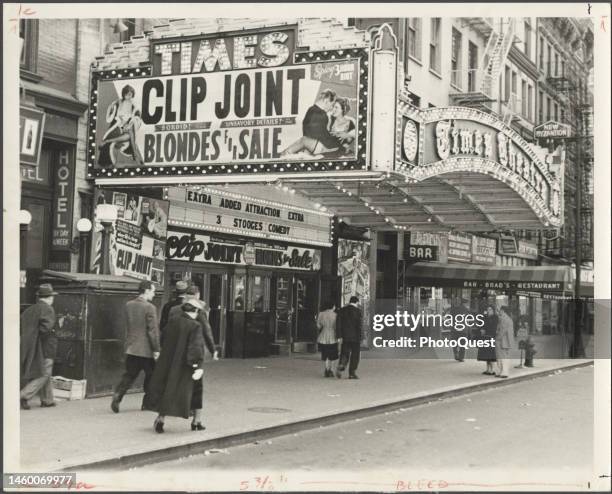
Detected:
[
  {"left": 539, "top": 37, "right": 545, "bottom": 71},
  {"left": 511, "top": 71, "right": 517, "bottom": 110},
  {"left": 554, "top": 102, "right": 558, "bottom": 121},
  {"left": 119, "top": 18, "right": 136, "bottom": 42},
  {"left": 468, "top": 41, "right": 478, "bottom": 91},
  {"left": 19, "top": 19, "right": 39, "bottom": 72},
  {"left": 546, "top": 97, "right": 551, "bottom": 120},
  {"left": 528, "top": 85, "right": 533, "bottom": 121},
  {"left": 546, "top": 45, "right": 551, "bottom": 75},
  {"left": 450, "top": 28, "right": 462, "bottom": 88},
  {"left": 407, "top": 93, "right": 421, "bottom": 107},
  {"left": 524, "top": 21, "right": 532, "bottom": 58},
  {"left": 429, "top": 18, "right": 441, "bottom": 73},
  {"left": 554, "top": 53, "right": 559, "bottom": 76},
  {"left": 407, "top": 18, "right": 422, "bottom": 61},
  {"left": 560, "top": 108, "right": 565, "bottom": 124},
  {"left": 538, "top": 90, "right": 544, "bottom": 123},
  {"left": 521, "top": 80, "right": 527, "bottom": 117},
  {"left": 504, "top": 66, "right": 511, "bottom": 101}
]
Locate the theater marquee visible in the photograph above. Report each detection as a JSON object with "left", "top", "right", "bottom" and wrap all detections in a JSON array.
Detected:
[
  {"left": 87, "top": 26, "right": 369, "bottom": 180},
  {"left": 395, "top": 105, "right": 565, "bottom": 228}
]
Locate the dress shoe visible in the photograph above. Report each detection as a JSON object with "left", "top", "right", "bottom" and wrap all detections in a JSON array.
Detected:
[
  {"left": 154, "top": 418, "right": 164, "bottom": 433},
  {"left": 20, "top": 398, "right": 30, "bottom": 410},
  {"left": 191, "top": 422, "right": 206, "bottom": 431},
  {"left": 111, "top": 398, "right": 120, "bottom": 413},
  {"left": 41, "top": 402, "right": 57, "bottom": 407},
  {"left": 335, "top": 370, "right": 342, "bottom": 379},
  {"left": 348, "top": 374, "right": 359, "bottom": 379}
]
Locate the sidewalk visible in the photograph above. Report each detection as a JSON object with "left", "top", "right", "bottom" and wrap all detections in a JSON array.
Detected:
[{"left": 19, "top": 352, "right": 592, "bottom": 471}]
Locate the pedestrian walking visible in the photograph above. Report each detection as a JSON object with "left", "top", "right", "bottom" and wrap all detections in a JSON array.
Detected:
[
  {"left": 477, "top": 305, "right": 498, "bottom": 375},
  {"left": 144, "top": 299, "right": 206, "bottom": 433},
  {"left": 495, "top": 306, "right": 515, "bottom": 378},
  {"left": 159, "top": 280, "right": 189, "bottom": 331},
  {"left": 335, "top": 296, "right": 362, "bottom": 379},
  {"left": 111, "top": 280, "right": 160, "bottom": 413},
  {"left": 168, "top": 284, "right": 219, "bottom": 430},
  {"left": 451, "top": 296, "right": 472, "bottom": 362},
  {"left": 316, "top": 300, "right": 338, "bottom": 377},
  {"left": 20, "top": 284, "right": 59, "bottom": 409}
]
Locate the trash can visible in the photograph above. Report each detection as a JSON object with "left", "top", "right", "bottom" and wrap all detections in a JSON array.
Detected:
[{"left": 39, "top": 270, "right": 162, "bottom": 398}]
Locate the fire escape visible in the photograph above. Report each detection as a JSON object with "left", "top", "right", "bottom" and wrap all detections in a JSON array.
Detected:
[
  {"left": 539, "top": 40, "right": 593, "bottom": 264},
  {"left": 451, "top": 18, "right": 516, "bottom": 117}
]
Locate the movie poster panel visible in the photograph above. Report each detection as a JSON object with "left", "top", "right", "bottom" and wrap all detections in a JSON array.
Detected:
[
  {"left": 337, "top": 239, "right": 371, "bottom": 344},
  {"left": 93, "top": 60, "right": 360, "bottom": 170},
  {"left": 91, "top": 190, "right": 169, "bottom": 284}
]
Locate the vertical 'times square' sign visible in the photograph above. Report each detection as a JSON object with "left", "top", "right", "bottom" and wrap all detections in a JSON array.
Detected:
[{"left": 87, "top": 26, "right": 369, "bottom": 179}]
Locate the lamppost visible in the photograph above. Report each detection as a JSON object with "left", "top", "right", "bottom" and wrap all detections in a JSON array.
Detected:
[
  {"left": 19, "top": 209, "right": 32, "bottom": 303},
  {"left": 76, "top": 218, "right": 93, "bottom": 273},
  {"left": 95, "top": 204, "right": 118, "bottom": 275}
]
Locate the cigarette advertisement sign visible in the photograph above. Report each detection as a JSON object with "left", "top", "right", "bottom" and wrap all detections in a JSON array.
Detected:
[
  {"left": 91, "top": 190, "right": 169, "bottom": 285},
  {"left": 20, "top": 105, "right": 46, "bottom": 167},
  {"left": 88, "top": 27, "right": 368, "bottom": 179}
]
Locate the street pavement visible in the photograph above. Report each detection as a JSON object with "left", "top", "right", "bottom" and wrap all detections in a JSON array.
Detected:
[
  {"left": 137, "top": 366, "right": 595, "bottom": 492},
  {"left": 148, "top": 365, "right": 593, "bottom": 470},
  {"left": 18, "top": 351, "right": 592, "bottom": 472}
]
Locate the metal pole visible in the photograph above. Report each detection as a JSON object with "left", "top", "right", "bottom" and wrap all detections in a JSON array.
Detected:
[
  {"left": 100, "top": 222, "right": 112, "bottom": 275},
  {"left": 573, "top": 104, "right": 584, "bottom": 358},
  {"left": 78, "top": 231, "right": 89, "bottom": 273}
]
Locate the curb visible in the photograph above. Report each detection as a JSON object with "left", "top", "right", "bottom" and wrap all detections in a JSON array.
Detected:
[{"left": 63, "top": 360, "right": 593, "bottom": 471}]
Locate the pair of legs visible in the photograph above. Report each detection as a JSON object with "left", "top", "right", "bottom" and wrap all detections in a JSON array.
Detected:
[
  {"left": 20, "top": 358, "right": 55, "bottom": 407},
  {"left": 112, "top": 354, "right": 155, "bottom": 412},
  {"left": 496, "top": 358, "right": 510, "bottom": 377},
  {"left": 336, "top": 341, "right": 360, "bottom": 378},
  {"left": 101, "top": 127, "right": 144, "bottom": 166},
  {"left": 154, "top": 378, "right": 205, "bottom": 433},
  {"left": 323, "top": 358, "right": 338, "bottom": 377},
  {"left": 484, "top": 360, "right": 496, "bottom": 374},
  {"left": 280, "top": 136, "right": 338, "bottom": 157}
]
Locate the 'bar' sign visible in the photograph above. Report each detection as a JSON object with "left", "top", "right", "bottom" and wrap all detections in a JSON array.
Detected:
[{"left": 405, "top": 244, "right": 438, "bottom": 261}]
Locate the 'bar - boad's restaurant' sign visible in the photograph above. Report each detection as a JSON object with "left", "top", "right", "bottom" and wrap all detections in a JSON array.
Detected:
[
  {"left": 87, "top": 26, "right": 369, "bottom": 179},
  {"left": 396, "top": 106, "right": 564, "bottom": 228}
]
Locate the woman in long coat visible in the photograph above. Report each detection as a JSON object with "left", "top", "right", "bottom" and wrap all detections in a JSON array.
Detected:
[
  {"left": 477, "top": 305, "right": 498, "bottom": 375},
  {"left": 145, "top": 300, "right": 205, "bottom": 433}
]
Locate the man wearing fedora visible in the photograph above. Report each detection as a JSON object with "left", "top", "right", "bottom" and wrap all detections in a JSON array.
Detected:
[
  {"left": 111, "top": 280, "right": 160, "bottom": 413},
  {"left": 20, "top": 284, "right": 59, "bottom": 409}
]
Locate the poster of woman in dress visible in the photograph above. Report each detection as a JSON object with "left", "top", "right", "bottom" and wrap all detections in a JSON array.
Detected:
[{"left": 97, "top": 84, "right": 145, "bottom": 167}]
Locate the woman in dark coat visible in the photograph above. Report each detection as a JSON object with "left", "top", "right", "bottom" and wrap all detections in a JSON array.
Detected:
[
  {"left": 477, "top": 305, "right": 498, "bottom": 375},
  {"left": 145, "top": 300, "right": 205, "bottom": 433}
]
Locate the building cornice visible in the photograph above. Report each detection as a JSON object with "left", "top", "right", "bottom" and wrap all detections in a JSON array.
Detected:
[
  {"left": 20, "top": 79, "right": 88, "bottom": 118},
  {"left": 508, "top": 45, "right": 539, "bottom": 81}
]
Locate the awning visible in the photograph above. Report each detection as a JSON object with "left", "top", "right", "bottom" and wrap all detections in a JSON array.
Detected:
[{"left": 403, "top": 262, "right": 572, "bottom": 293}]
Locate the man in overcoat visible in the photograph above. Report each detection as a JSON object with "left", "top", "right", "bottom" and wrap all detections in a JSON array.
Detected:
[
  {"left": 335, "top": 295, "right": 363, "bottom": 379},
  {"left": 111, "top": 280, "right": 160, "bottom": 413},
  {"left": 20, "top": 284, "right": 59, "bottom": 409}
]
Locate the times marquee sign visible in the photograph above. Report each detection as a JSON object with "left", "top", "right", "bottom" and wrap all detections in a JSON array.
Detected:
[{"left": 87, "top": 26, "right": 369, "bottom": 180}]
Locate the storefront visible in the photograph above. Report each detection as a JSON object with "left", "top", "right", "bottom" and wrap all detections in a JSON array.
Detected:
[{"left": 19, "top": 86, "right": 88, "bottom": 305}]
